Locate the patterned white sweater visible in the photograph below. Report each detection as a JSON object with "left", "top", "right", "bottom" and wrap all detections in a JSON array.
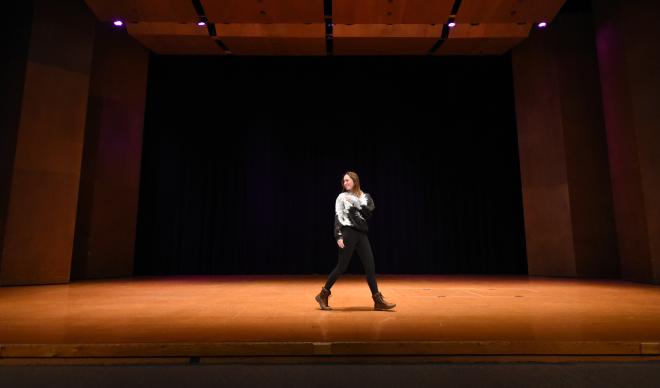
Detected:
[{"left": 334, "top": 191, "right": 375, "bottom": 241}]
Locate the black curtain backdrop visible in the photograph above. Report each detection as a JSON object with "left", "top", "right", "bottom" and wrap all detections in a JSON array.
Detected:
[{"left": 134, "top": 54, "right": 527, "bottom": 276}]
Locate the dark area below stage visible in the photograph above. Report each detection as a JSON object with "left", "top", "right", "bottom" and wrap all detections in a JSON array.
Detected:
[{"left": 4, "top": 362, "right": 660, "bottom": 388}]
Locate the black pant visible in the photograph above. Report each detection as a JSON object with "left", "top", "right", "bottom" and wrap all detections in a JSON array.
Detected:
[{"left": 324, "top": 226, "right": 379, "bottom": 294}]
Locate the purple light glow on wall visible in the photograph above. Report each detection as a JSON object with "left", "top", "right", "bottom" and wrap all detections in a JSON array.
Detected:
[
  {"left": 448, "top": 22, "right": 456, "bottom": 28},
  {"left": 113, "top": 20, "right": 124, "bottom": 27},
  {"left": 537, "top": 21, "right": 548, "bottom": 28}
]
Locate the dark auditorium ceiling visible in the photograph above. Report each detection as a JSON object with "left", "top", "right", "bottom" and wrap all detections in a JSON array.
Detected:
[{"left": 83, "top": 0, "right": 567, "bottom": 55}]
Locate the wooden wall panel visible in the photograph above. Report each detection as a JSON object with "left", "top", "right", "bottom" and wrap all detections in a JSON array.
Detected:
[
  {"left": 593, "top": 0, "right": 660, "bottom": 283},
  {"left": 0, "top": 2, "right": 33, "bottom": 263},
  {"left": 512, "top": 12, "right": 619, "bottom": 278},
  {"left": 1, "top": 0, "right": 96, "bottom": 285},
  {"left": 71, "top": 24, "right": 150, "bottom": 280},
  {"left": 513, "top": 37, "right": 576, "bottom": 276}
]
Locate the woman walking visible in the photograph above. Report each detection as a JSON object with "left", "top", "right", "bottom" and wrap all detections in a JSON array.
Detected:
[{"left": 315, "top": 171, "right": 396, "bottom": 311}]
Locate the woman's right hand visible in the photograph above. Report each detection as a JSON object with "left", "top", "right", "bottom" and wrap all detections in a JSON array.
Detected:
[{"left": 337, "top": 239, "right": 345, "bottom": 249}]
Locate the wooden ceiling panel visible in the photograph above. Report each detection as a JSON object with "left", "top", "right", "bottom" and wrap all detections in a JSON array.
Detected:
[
  {"left": 201, "top": 0, "right": 325, "bottom": 23},
  {"left": 333, "top": 0, "right": 454, "bottom": 24},
  {"left": 126, "top": 23, "right": 225, "bottom": 55},
  {"left": 217, "top": 23, "right": 326, "bottom": 55},
  {"left": 131, "top": 35, "right": 225, "bottom": 54},
  {"left": 333, "top": 38, "right": 438, "bottom": 55},
  {"left": 84, "top": 0, "right": 198, "bottom": 22},
  {"left": 435, "top": 23, "right": 530, "bottom": 55},
  {"left": 436, "top": 37, "right": 527, "bottom": 55},
  {"left": 217, "top": 23, "right": 325, "bottom": 38},
  {"left": 83, "top": 0, "right": 550, "bottom": 55},
  {"left": 456, "top": 0, "right": 566, "bottom": 23},
  {"left": 220, "top": 38, "right": 326, "bottom": 55},
  {"left": 333, "top": 24, "right": 441, "bottom": 55},
  {"left": 446, "top": 22, "right": 531, "bottom": 39},
  {"left": 127, "top": 22, "right": 210, "bottom": 36},
  {"left": 333, "top": 24, "right": 442, "bottom": 38}
]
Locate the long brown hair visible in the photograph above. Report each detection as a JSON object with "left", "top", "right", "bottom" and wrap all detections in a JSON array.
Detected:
[{"left": 341, "top": 171, "right": 363, "bottom": 197}]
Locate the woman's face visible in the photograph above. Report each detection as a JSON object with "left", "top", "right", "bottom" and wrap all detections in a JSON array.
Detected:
[{"left": 343, "top": 175, "right": 354, "bottom": 191}]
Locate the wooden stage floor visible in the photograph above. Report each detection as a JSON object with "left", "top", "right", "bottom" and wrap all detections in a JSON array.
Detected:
[{"left": 1, "top": 274, "right": 660, "bottom": 363}]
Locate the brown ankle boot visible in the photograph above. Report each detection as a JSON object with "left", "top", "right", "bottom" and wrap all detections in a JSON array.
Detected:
[
  {"left": 372, "top": 291, "right": 396, "bottom": 310},
  {"left": 315, "top": 287, "right": 332, "bottom": 310}
]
